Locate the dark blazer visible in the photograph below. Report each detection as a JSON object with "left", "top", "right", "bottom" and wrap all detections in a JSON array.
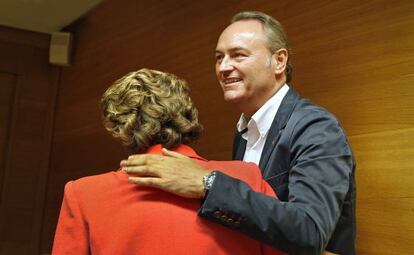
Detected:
[{"left": 199, "top": 87, "right": 356, "bottom": 255}]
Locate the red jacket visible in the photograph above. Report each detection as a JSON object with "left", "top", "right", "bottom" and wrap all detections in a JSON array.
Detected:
[{"left": 52, "top": 144, "right": 283, "bottom": 255}]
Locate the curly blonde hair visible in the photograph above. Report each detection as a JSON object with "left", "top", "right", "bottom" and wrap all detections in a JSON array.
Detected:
[{"left": 101, "top": 68, "right": 203, "bottom": 152}]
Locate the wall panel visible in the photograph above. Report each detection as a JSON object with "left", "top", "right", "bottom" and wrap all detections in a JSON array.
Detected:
[{"left": 0, "top": 26, "right": 59, "bottom": 255}]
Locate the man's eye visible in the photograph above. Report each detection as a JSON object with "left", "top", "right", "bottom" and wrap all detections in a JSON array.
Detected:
[
  {"left": 234, "top": 53, "right": 247, "bottom": 59},
  {"left": 215, "top": 55, "right": 223, "bottom": 63}
]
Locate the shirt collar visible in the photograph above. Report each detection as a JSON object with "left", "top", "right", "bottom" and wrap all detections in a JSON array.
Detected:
[
  {"left": 237, "top": 84, "right": 290, "bottom": 136},
  {"left": 146, "top": 144, "right": 207, "bottom": 161}
]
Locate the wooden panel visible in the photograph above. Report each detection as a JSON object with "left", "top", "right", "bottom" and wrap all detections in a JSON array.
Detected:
[
  {"left": 350, "top": 128, "right": 414, "bottom": 253},
  {"left": 0, "top": 26, "right": 58, "bottom": 255},
  {"left": 0, "top": 25, "right": 50, "bottom": 49},
  {"left": 350, "top": 128, "right": 414, "bottom": 199},
  {"left": 289, "top": 1, "right": 414, "bottom": 136},
  {"left": 0, "top": 207, "right": 33, "bottom": 254},
  {"left": 356, "top": 198, "right": 414, "bottom": 254},
  {"left": 0, "top": 73, "right": 16, "bottom": 200}
]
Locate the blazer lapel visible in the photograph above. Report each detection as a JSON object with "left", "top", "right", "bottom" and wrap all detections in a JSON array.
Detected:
[
  {"left": 232, "top": 129, "right": 247, "bottom": 160},
  {"left": 259, "top": 87, "right": 299, "bottom": 172}
]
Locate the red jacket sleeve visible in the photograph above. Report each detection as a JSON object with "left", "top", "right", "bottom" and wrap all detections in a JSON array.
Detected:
[{"left": 52, "top": 181, "right": 90, "bottom": 255}]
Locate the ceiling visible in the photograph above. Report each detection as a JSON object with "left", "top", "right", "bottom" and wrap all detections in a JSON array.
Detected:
[{"left": 0, "top": 0, "right": 103, "bottom": 34}]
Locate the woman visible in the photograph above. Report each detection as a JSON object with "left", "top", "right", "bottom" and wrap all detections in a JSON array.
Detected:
[{"left": 52, "top": 68, "right": 282, "bottom": 255}]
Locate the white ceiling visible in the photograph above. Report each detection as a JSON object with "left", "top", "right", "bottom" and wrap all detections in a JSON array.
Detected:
[{"left": 0, "top": 0, "right": 103, "bottom": 34}]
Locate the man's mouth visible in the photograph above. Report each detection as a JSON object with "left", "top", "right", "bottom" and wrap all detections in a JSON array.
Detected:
[{"left": 223, "top": 77, "right": 242, "bottom": 85}]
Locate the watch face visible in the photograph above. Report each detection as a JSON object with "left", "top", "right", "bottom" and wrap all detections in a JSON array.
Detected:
[
  {"left": 207, "top": 172, "right": 217, "bottom": 188},
  {"left": 204, "top": 171, "right": 217, "bottom": 190}
]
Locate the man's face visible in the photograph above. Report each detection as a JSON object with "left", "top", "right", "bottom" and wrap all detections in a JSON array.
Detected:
[{"left": 215, "top": 20, "right": 279, "bottom": 113}]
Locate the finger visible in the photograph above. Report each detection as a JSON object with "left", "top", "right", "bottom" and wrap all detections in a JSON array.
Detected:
[
  {"left": 128, "top": 177, "right": 162, "bottom": 188},
  {"left": 123, "top": 166, "right": 157, "bottom": 177},
  {"left": 162, "top": 148, "right": 187, "bottom": 159},
  {"left": 128, "top": 154, "right": 141, "bottom": 160},
  {"left": 128, "top": 153, "right": 165, "bottom": 164},
  {"left": 127, "top": 154, "right": 152, "bottom": 165}
]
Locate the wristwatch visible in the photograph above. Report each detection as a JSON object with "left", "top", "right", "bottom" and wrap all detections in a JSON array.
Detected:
[{"left": 203, "top": 171, "right": 217, "bottom": 197}]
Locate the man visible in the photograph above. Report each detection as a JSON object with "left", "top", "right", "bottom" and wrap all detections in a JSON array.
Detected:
[{"left": 123, "top": 11, "right": 356, "bottom": 254}]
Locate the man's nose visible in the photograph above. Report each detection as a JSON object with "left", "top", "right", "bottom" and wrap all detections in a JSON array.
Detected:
[{"left": 218, "top": 57, "right": 234, "bottom": 73}]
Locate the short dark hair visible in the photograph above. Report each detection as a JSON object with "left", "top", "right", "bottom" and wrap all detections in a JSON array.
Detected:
[{"left": 232, "top": 11, "right": 292, "bottom": 83}]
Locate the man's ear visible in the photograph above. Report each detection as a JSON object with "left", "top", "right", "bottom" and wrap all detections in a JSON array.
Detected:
[{"left": 273, "top": 48, "right": 288, "bottom": 75}]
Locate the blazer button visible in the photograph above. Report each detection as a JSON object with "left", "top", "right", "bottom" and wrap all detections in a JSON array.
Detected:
[
  {"left": 234, "top": 220, "right": 241, "bottom": 227},
  {"left": 214, "top": 210, "right": 222, "bottom": 218}
]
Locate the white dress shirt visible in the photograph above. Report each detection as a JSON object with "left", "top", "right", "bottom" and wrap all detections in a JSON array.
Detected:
[{"left": 236, "top": 84, "right": 290, "bottom": 165}]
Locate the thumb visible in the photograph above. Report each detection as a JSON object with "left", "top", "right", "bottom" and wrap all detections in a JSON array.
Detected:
[{"left": 162, "top": 148, "right": 187, "bottom": 158}]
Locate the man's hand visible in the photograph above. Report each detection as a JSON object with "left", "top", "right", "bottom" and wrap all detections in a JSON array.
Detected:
[{"left": 120, "top": 148, "right": 212, "bottom": 199}]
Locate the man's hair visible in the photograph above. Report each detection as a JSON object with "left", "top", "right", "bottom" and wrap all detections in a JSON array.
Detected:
[
  {"left": 101, "top": 68, "right": 203, "bottom": 152},
  {"left": 232, "top": 11, "right": 292, "bottom": 83}
]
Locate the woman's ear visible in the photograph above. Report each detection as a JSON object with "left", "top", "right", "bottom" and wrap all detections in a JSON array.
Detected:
[{"left": 273, "top": 48, "right": 288, "bottom": 75}]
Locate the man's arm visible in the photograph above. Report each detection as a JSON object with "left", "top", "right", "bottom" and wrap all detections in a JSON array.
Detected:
[{"left": 123, "top": 113, "right": 353, "bottom": 254}]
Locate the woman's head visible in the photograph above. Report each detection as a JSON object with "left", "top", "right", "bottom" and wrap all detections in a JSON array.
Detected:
[{"left": 101, "top": 68, "right": 203, "bottom": 152}]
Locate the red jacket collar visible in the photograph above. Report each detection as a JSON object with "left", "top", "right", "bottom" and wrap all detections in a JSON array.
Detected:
[{"left": 146, "top": 144, "right": 207, "bottom": 161}]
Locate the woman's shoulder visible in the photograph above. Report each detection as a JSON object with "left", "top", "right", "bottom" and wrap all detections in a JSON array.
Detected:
[{"left": 64, "top": 170, "right": 124, "bottom": 196}]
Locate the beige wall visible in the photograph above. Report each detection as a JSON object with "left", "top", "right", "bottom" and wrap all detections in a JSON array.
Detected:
[{"left": 40, "top": 0, "right": 414, "bottom": 253}]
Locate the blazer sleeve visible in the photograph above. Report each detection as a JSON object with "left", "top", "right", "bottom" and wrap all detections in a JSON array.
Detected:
[
  {"left": 198, "top": 113, "right": 354, "bottom": 255},
  {"left": 52, "top": 181, "right": 90, "bottom": 255}
]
